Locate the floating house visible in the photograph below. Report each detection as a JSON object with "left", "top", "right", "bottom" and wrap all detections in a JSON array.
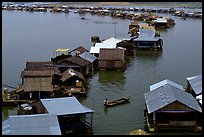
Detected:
[
  {"left": 59, "top": 68, "right": 86, "bottom": 96},
  {"left": 185, "top": 74, "right": 202, "bottom": 106},
  {"left": 90, "top": 37, "right": 126, "bottom": 57},
  {"left": 149, "top": 18, "right": 175, "bottom": 28},
  {"left": 130, "top": 27, "right": 163, "bottom": 50},
  {"left": 2, "top": 97, "right": 94, "bottom": 135},
  {"left": 144, "top": 79, "right": 202, "bottom": 131},
  {"left": 116, "top": 40, "right": 135, "bottom": 55},
  {"left": 98, "top": 48, "right": 125, "bottom": 71},
  {"left": 32, "top": 97, "right": 94, "bottom": 134},
  {"left": 2, "top": 114, "right": 61, "bottom": 135},
  {"left": 15, "top": 61, "right": 55, "bottom": 100},
  {"left": 51, "top": 48, "right": 71, "bottom": 62},
  {"left": 128, "top": 21, "right": 140, "bottom": 37},
  {"left": 79, "top": 51, "right": 98, "bottom": 70},
  {"left": 185, "top": 74, "right": 202, "bottom": 97},
  {"left": 57, "top": 56, "right": 91, "bottom": 76}
]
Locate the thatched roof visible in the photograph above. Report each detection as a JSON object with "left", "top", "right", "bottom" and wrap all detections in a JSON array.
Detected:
[
  {"left": 23, "top": 77, "right": 53, "bottom": 92},
  {"left": 21, "top": 70, "right": 54, "bottom": 77},
  {"left": 60, "top": 68, "right": 85, "bottom": 82},
  {"left": 98, "top": 48, "right": 125, "bottom": 61},
  {"left": 25, "top": 61, "right": 54, "bottom": 70}
]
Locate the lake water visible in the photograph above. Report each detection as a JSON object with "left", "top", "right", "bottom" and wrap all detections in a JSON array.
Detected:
[{"left": 2, "top": 7, "right": 202, "bottom": 135}]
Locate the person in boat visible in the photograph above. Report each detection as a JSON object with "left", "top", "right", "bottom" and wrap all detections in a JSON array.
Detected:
[{"left": 104, "top": 98, "right": 108, "bottom": 105}]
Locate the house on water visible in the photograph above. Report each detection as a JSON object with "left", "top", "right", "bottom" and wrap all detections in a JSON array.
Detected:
[
  {"left": 2, "top": 114, "right": 61, "bottom": 135},
  {"left": 149, "top": 17, "right": 175, "bottom": 28},
  {"left": 144, "top": 79, "right": 202, "bottom": 131},
  {"left": 59, "top": 68, "right": 86, "bottom": 96},
  {"left": 130, "top": 27, "right": 163, "bottom": 50},
  {"left": 2, "top": 97, "right": 94, "bottom": 135},
  {"left": 57, "top": 56, "right": 92, "bottom": 77},
  {"left": 90, "top": 37, "right": 127, "bottom": 57},
  {"left": 31, "top": 97, "right": 94, "bottom": 134},
  {"left": 98, "top": 48, "right": 125, "bottom": 71},
  {"left": 185, "top": 74, "right": 202, "bottom": 106},
  {"left": 15, "top": 61, "right": 55, "bottom": 100}
]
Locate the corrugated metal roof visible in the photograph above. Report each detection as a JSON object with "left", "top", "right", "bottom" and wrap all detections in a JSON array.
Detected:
[
  {"left": 150, "top": 79, "right": 184, "bottom": 91},
  {"left": 133, "top": 28, "right": 161, "bottom": 42},
  {"left": 90, "top": 37, "right": 127, "bottom": 54},
  {"left": 2, "top": 114, "right": 61, "bottom": 135},
  {"left": 144, "top": 84, "right": 202, "bottom": 114},
  {"left": 41, "top": 97, "right": 94, "bottom": 115},
  {"left": 79, "top": 51, "right": 97, "bottom": 63},
  {"left": 186, "top": 74, "right": 202, "bottom": 95}
]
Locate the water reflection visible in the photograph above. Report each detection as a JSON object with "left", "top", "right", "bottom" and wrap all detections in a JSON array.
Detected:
[
  {"left": 98, "top": 71, "right": 126, "bottom": 86},
  {"left": 135, "top": 49, "right": 163, "bottom": 60},
  {"left": 2, "top": 106, "right": 18, "bottom": 121}
]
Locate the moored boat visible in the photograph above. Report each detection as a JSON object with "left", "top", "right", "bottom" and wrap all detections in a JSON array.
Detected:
[{"left": 104, "top": 96, "right": 130, "bottom": 107}]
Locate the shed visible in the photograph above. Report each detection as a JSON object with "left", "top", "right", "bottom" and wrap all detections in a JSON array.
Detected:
[
  {"left": 40, "top": 97, "right": 94, "bottom": 115},
  {"left": 98, "top": 48, "right": 125, "bottom": 71},
  {"left": 144, "top": 80, "right": 202, "bottom": 131},
  {"left": 2, "top": 114, "right": 61, "bottom": 135},
  {"left": 34, "top": 97, "right": 94, "bottom": 134},
  {"left": 186, "top": 74, "right": 202, "bottom": 97}
]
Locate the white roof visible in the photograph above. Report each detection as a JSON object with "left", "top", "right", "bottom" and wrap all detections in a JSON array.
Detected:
[
  {"left": 196, "top": 94, "right": 202, "bottom": 105},
  {"left": 41, "top": 97, "right": 94, "bottom": 115},
  {"left": 150, "top": 79, "right": 184, "bottom": 91},
  {"left": 153, "top": 18, "right": 167, "bottom": 23},
  {"left": 90, "top": 37, "right": 126, "bottom": 54}
]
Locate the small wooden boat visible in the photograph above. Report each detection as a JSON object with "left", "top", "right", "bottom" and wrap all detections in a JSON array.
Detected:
[{"left": 104, "top": 96, "right": 130, "bottom": 107}]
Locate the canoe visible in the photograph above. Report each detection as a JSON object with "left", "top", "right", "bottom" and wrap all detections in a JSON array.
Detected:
[{"left": 104, "top": 96, "right": 130, "bottom": 107}]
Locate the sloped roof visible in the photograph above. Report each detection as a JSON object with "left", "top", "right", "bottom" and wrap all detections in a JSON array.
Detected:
[
  {"left": 2, "top": 114, "right": 61, "bottom": 135},
  {"left": 150, "top": 79, "right": 184, "bottom": 91},
  {"left": 186, "top": 74, "right": 202, "bottom": 95},
  {"left": 25, "top": 61, "right": 53, "bottom": 70},
  {"left": 60, "top": 68, "right": 85, "bottom": 82},
  {"left": 59, "top": 56, "right": 91, "bottom": 67},
  {"left": 68, "top": 46, "right": 89, "bottom": 56},
  {"left": 90, "top": 37, "right": 127, "bottom": 54},
  {"left": 40, "top": 97, "right": 94, "bottom": 115},
  {"left": 98, "top": 48, "right": 125, "bottom": 61},
  {"left": 23, "top": 77, "right": 53, "bottom": 92},
  {"left": 22, "top": 70, "right": 54, "bottom": 77},
  {"left": 132, "top": 28, "right": 161, "bottom": 42},
  {"left": 79, "top": 51, "right": 97, "bottom": 63},
  {"left": 144, "top": 84, "right": 202, "bottom": 114}
]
